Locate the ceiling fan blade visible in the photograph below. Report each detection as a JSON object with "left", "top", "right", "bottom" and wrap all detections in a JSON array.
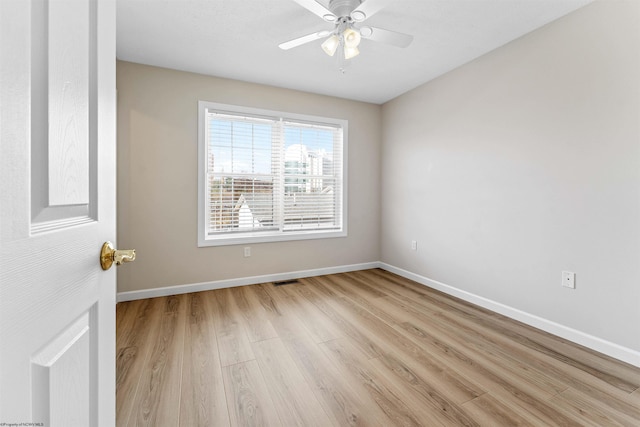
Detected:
[
  {"left": 350, "top": 0, "right": 391, "bottom": 21},
  {"left": 361, "top": 26, "right": 413, "bottom": 48},
  {"left": 279, "top": 31, "right": 329, "bottom": 50},
  {"left": 292, "top": 0, "right": 336, "bottom": 21}
]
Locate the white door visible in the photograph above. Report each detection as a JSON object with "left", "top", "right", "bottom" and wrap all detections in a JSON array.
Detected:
[{"left": 0, "top": 0, "right": 117, "bottom": 425}]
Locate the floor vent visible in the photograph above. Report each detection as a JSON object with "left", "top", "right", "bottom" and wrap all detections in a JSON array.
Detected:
[{"left": 273, "top": 279, "right": 300, "bottom": 286}]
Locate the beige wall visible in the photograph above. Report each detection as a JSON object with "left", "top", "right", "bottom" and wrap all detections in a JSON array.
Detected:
[
  {"left": 116, "top": 62, "right": 382, "bottom": 293},
  {"left": 381, "top": 0, "right": 640, "bottom": 352}
]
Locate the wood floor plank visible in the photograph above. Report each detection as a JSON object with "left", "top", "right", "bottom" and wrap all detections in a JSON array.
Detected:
[
  {"left": 367, "top": 355, "right": 480, "bottom": 426},
  {"left": 128, "top": 295, "right": 187, "bottom": 427},
  {"left": 461, "top": 393, "right": 544, "bottom": 426},
  {"left": 350, "top": 270, "right": 444, "bottom": 320},
  {"left": 229, "top": 286, "right": 278, "bottom": 343},
  {"left": 292, "top": 277, "right": 384, "bottom": 359},
  {"left": 323, "top": 273, "right": 408, "bottom": 327},
  {"left": 461, "top": 308, "right": 640, "bottom": 393},
  {"left": 548, "top": 386, "right": 640, "bottom": 427},
  {"left": 251, "top": 337, "right": 335, "bottom": 427},
  {"left": 179, "top": 291, "right": 230, "bottom": 427},
  {"left": 211, "top": 288, "right": 255, "bottom": 367},
  {"left": 320, "top": 338, "right": 433, "bottom": 427},
  {"left": 252, "top": 283, "right": 286, "bottom": 317},
  {"left": 398, "top": 320, "right": 588, "bottom": 426},
  {"left": 222, "top": 360, "right": 283, "bottom": 427},
  {"left": 311, "top": 275, "right": 487, "bottom": 406},
  {"left": 427, "top": 309, "right": 640, "bottom": 420},
  {"left": 318, "top": 276, "right": 508, "bottom": 424},
  {"left": 334, "top": 271, "right": 389, "bottom": 299},
  {"left": 423, "top": 310, "right": 569, "bottom": 397},
  {"left": 116, "top": 299, "right": 134, "bottom": 337},
  {"left": 116, "top": 298, "right": 164, "bottom": 427},
  {"left": 331, "top": 274, "right": 575, "bottom": 419},
  {"left": 258, "top": 287, "right": 390, "bottom": 426},
  {"left": 273, "top": 283, "right": 344, "bottom": 343}
]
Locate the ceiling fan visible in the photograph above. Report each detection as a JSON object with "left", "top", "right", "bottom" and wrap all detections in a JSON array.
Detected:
[{"left": 279, "top": 0, "right": 413, "bottom": 61}]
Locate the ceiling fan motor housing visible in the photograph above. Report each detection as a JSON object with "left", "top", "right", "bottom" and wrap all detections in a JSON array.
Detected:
[{"left": 329, "top": 0, "right": 362, "bottom": 19}]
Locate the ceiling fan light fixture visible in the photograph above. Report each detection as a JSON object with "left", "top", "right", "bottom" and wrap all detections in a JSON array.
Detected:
[
  {"left": 321, "top": 35, "right": 340, "bottom": 56},
  {"left": 344, "top": 45, "right": 360, "bottom": 60},
  {"left": 280, "top": 0, "right": 413, "bottom": 65},
  {"left": 342, "top": 27, "right": 361, "bottom": 48}
]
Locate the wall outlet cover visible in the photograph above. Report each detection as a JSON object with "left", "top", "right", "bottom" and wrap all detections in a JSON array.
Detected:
[{"left": 562, "top": 271, "right": 576, "bottom": 289}]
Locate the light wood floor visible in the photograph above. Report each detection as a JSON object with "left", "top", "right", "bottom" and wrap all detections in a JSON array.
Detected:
[{"left": 116, "top": 269, "right": 640, "bottom": 426}]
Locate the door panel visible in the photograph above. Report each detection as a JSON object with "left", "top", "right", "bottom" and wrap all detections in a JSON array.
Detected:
[
  {"left": 30, "top": 0, "right": 98, "bottom": 229},
  {"left": 32, "top": 309, "right": 93, "bottom": 426},
  {"left": 0, "top": 0, "right": 116, "bottom": 425},
  {"left": 47, "top": 0, "right": 91, "bottom": 206}
]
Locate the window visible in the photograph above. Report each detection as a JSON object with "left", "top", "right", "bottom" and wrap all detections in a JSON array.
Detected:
[{"left": 198, "top": 101, "right": 347, "bottom": 246}]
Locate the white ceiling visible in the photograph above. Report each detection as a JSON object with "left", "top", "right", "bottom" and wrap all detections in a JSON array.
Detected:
[{"left": 116, "top": 0, "right": 593, "bottom": 104}]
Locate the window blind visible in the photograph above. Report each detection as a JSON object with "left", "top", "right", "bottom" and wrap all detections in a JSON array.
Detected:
[{"left": 202, "top": 105, "right": 345, "bottom": 243}]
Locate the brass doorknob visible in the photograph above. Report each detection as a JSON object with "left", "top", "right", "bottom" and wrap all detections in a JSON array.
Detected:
[{"left": 100, "top": 241, "right": 136, "bottom": 270}]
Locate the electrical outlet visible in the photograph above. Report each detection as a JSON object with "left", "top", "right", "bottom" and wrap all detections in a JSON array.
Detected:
[
  {"left": 562, "top": 271, "right": 575, "bottom": 289},
  {"left": 244, "top": 247, "right": 251, "bottom": 258},
  {"left": 411, "top": 240, "right": 417, "bottom": 251}
]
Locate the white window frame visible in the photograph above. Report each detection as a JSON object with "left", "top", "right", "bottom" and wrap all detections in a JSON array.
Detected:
[{"left": 197, "top": 101, "right": 348, "bottom": 247}]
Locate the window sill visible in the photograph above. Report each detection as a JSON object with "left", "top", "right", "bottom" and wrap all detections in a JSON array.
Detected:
[{"left": 197, "top": 229, "right": 347, "bottom": 247}]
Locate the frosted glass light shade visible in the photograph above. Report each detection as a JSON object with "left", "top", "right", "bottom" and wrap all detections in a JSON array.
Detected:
[
  {"left": 321, "top": 35, "right": 340, "bottom": 56},
  {"left": 344, "top": 46, "right": 360, "bottom": 59},
  {"left": 342, "top": 27, "right": 361, "bottom": 48}
]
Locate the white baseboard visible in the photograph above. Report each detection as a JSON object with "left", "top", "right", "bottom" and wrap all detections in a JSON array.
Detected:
[
  {"left": 116, "top": 262, "right": 380, "bottom": 303},
  {"left": 379, "top": 262, "right": 640, "bottom": 368}
]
